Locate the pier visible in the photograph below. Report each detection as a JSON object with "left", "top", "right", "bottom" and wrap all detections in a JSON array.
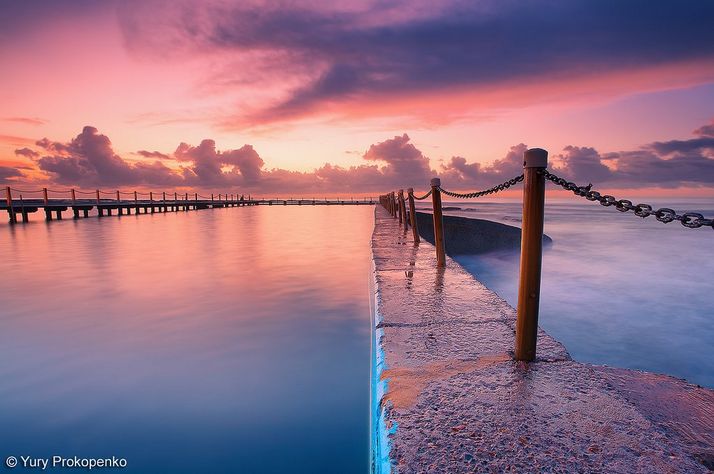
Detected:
[
  {"left": 373, "top": 148, "right": 713, "bottom": 472},
  {"left": 2, "top": 186, "right": 375, "bottom": 223}
]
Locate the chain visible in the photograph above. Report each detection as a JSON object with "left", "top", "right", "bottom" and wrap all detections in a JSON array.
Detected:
[
  {"left": 412, "top": 189, "right": 432, "bottom": 200},
  {"left": 10, "top": 187, "right": 42, "bottom": 193},
  {"left": 543, "top": 170, "right": 714, "bottom": 230},
  {"left": 438, "top": 174, "right": 524, "bottom": 199}
]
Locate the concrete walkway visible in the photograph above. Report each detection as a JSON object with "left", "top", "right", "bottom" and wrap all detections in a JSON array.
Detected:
[{"left": 371, "top": 206, "right": 713, "bottom": 473}]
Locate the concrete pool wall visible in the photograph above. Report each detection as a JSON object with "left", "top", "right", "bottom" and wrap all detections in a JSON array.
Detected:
[{"left": 370, "top": 205, "right": 713, "bottom": 473}]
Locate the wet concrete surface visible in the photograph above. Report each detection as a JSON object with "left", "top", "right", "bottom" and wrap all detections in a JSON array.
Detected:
[{"left": 372, "top": 206, "right": 713, "bottom": 473}]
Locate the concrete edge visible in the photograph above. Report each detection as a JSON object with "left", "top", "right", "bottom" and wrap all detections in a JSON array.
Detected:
[{"left": 370, "top": 238, "right": 394, "bottom": 474}]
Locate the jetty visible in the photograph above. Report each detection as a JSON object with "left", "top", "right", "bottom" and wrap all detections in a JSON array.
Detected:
[
  {"left": 1, "top": 186, "right": 374, "bottom": 223},
  {"left": 372, "top": 149, "right": 713, "bottom": 472}
]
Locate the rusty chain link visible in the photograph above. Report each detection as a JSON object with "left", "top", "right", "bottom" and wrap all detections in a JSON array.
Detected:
[
  {"left": 411, "top": 189, "right": 432, "bottom": 200},
  {"left": 543, "top": 169, "right": 714, "bottom": 230},
  {"left": 437, "top": 174, "right": 524, "bottom": 199}
]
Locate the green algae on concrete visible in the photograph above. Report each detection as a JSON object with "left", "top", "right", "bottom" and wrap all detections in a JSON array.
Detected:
[{"left": 371, "top": 205, "right": 713, "bottom": 473}]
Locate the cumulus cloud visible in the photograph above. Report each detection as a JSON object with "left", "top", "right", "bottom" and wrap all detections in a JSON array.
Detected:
[
  {"left": 363, "top": 134, "right": 432, "bottom": 184},
  {"left": 175, "top": 140, "right": 264, "bottom": 185},
  {"left": 34, "top": 126, "right": 178, "bottom": 187},
  {"left": 4, "top": 121, "right": 714, "bottom": 192},
  {"left": 440, "top": 144, "right": 527, "bottom": 188}
]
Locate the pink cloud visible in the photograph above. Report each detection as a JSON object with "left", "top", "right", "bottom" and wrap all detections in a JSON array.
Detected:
[{"left": 4, "top": 121, "right": 714, "bottom": 193}]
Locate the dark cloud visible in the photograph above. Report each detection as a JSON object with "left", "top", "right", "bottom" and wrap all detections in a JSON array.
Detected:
[
  {"left": 363, "top": 134, "right": 432, "bottom": 185},
  {"left": 555, "top": 146, "right": 614, "bottom": 183},
  {"left": 440, "top": 144, "right": 526, "bottom": 188},
  {"left": 694, "top": 121, "right": 714, "bottom": 138},
  {"left": 173, "top": 139, "right": 264, "bottom": 185},
  {"left": 34, "top": 126, "right": 180, "bottom": 187},
  {"left": 648, "top": 120, "right": 714, "bottom": 155},
  {"left": 119, "top": 0, "right": 714, "bottom": 123},
  {"left": 0, "top": 166, "right": 23, "bottom": 183},
  {"left": 136, "top": 150, "right": 171, "bottom": 160},
  {"left": 15, "top": 147, "right": 40, "bottom": 159}
]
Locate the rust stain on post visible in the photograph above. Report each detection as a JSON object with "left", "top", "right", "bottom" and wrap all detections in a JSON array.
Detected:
[{"left": 515, "top": 148, "right": 548, "bottom": 362}]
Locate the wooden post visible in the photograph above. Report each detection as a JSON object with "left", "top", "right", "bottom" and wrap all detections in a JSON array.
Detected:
[
  {"left": 150, "top": 191, "right": 154, "bottom": 213},
  {"left": 5, "top": 186, "right": 16, "bottom": 224},
  {"left": 96, "top": 189, "right": 102, "bottom": 217},
  {"left": 43, "top": 188, "right": 49, "bottom": 205},
  {"left": 20, "top": 194, "right": 28, "bottom": 222},
  {"left": 515, "top": 148, "right": 548, "bottom": 362},
  {"left": 397, "top": 190, "right": 403, "bottom": 224},
  {"left": 400, "top": 190, "right": 408, "bottom": 231},
  {"left": 71, "top": 189, "right": 77, "bottom": 205},
  {"left": 162, "top": 191, "right": 166, "bottom": 212},
  {"left": 408, "top": 188, "right": 420, "bottom": 244},
  {"left": 116, "top": 190, "right": 120, "bottom": 202},
  {"left": 116, "top": 190, "right": 122, "bottom": 215},
  {"left": 430, "top": 178, "right": 446, "bottom": 267}
]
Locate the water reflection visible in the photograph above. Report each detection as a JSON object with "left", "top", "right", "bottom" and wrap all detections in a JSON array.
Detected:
[{"left": 0, "top": 206, "right": 374, "bottom": 473}]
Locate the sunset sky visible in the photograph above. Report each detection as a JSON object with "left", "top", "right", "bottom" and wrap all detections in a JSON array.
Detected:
[{"left": 1, "top": 0, "right": 714, "bottom": 195}]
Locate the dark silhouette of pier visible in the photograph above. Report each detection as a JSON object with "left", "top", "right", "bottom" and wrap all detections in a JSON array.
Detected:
[{"left": 2, "top": 187, "right": 375, "bottom": 223}]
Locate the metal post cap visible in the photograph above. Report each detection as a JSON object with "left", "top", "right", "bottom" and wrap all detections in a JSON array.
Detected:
[
  {"left": 523, "top": 148, "right": 548, "bottom": 168},
  {"left": 430, "top": 178, "right": 441, "bottom": 187}
]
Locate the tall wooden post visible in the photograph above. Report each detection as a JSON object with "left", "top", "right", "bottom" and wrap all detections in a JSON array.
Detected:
[
  {"left": 134, "top": 191, "right": 138, "bottom": 203},
  {"left": 71, "top": 189, "right": 77, "bottom": 205},
  {"left": 401, "top": 191, "right": 408, "bottom": 231},
  {"left": 397, "top": 190, "right": 403, "bottom": 224},
  {"left": 515, "top": 148, "right": 548, "bottom": 362},
  {"left": 43, "top": 188, "right": 49, "bottom": 205},
  {"left": 116, "top": 190, "right": 120, "bottom": 202},
  {"left": 96, "top": 189, "right": 100, "bottom": 205},
  {"left": 407, "top": 188, "right": 420, "bottom": 244},
  {"left": 5, "top": 186, "right": 16, "bottom": 224},
  {"left": 150, "top": 191, "right": 154, "bottom": 213},
  {"left": 430, "top": 178, "right": 446, "bottom": 267}
]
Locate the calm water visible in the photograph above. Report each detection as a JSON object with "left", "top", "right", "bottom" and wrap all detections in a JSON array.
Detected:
[
  {"left": 0, "top": 206, "right": 374, "bottom": 473},
  {"left": 424, "top": 198, "right": 714, "bottom": 388}
]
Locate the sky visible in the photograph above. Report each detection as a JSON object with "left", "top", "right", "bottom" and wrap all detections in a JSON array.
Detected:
[{"left": 1, "top": 0, "right": 714, "bottom": 196}]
